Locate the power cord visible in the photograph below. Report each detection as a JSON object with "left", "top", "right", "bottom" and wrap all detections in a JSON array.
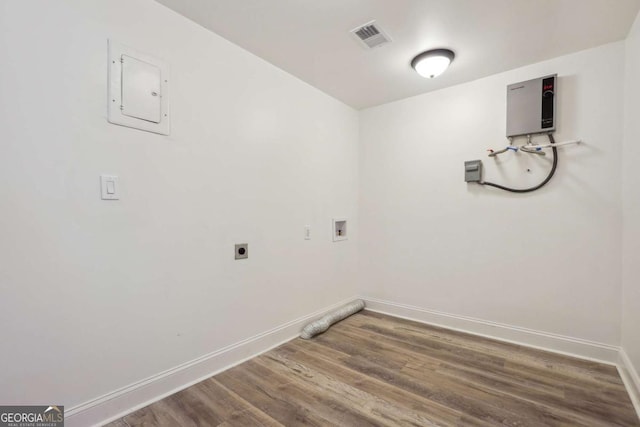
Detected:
[{"left": 480, "top": 134, "right": 557, "bottom": 193}]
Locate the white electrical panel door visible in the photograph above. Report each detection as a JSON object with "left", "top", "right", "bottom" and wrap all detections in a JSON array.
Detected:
[
  {"left": 108, "top": 40, "right": 170, "bottom": 135},
  {"left": 121, "top": 55, "right": 161, "bottom": 123}
]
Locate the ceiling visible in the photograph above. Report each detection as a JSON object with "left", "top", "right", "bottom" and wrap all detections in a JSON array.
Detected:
[{"left": 155, "top": 0, "right": 640, "bottom": 110}]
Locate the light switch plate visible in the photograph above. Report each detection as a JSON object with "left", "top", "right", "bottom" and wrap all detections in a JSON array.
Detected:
[
  {"left": 108, "top": 40, "right": 170, "bottom": 135},
  {"left": 100, "top": 175, "right": 119, "bottom": 200}
]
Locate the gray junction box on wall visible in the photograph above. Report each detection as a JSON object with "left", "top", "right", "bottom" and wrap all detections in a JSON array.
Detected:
[
  {"left": 464, "top": 160, "right": 482, "bottom": 182},
  {"left": 506, "top": 74, "right": 556, "bottom": 137}
]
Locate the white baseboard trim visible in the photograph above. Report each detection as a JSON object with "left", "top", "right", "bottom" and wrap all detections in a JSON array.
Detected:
[
  {"left": 65, "top": 296, "right": 359, "bottom": 427},
  {"left": 361, "top": 297, "right": 620, "bottom": 365},
  {"left": 362, "top": 297, "right": 639, "bottom": 420},
  {"left": 66, "top": 295, "right": 639, "bottom": 426},
  {"left": 619, "top": 348, "right": 640, "bottom": 417}
]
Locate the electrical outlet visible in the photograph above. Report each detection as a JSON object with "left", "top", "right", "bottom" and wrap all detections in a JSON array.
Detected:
[{"left": 235, "top": 243, "right": 248, "bottom": 260}]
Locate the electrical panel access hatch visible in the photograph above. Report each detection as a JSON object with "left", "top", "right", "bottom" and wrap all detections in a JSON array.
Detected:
[{"left": 108, "top": 40, "right": 170, "bottom": 135}]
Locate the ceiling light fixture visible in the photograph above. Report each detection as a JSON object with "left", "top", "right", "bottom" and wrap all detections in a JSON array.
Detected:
[{"left": 411, "top": 49, "right": 455, "bottom": 79}]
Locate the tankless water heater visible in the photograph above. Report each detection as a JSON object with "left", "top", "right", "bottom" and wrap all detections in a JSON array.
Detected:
[{"left": 506, "top": 74, "right": 556, "bottom": 137}]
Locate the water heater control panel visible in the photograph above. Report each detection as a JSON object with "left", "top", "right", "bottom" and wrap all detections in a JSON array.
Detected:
[{"left": 506, "top": 74, "right": 556, "bottom": 137}]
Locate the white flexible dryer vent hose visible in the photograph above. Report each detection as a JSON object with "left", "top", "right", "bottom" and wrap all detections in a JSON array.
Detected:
[{"left": 300, "top": 299, "right": 365, "bottom": 339}]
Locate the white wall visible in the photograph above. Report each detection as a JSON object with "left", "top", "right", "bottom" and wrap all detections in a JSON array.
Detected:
[
  {"left": 359, "top": 42, "right": 625, "bottom": 345},
  {"left": 2, "top": 0, "right": 637, "bottom": 420},
  {"left": 0, "top": 0, "right": 358, "bottom": 409},
  {"left": 622, "top": 12, "right": 640, "bottom": 380}
]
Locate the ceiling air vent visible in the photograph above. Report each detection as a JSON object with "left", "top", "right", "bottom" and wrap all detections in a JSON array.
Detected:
[{"left": 350, "top": 21, "right": 391, "bottom": 49}]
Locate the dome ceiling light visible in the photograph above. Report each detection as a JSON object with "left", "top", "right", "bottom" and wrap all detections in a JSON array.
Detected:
[{"left": 411, "top": 49, "right": 455, "bottom": 79}]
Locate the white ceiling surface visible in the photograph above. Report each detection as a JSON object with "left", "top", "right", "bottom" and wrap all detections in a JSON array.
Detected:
[{"left": 155, "top": 0, "right": 640, "bottom": 109}]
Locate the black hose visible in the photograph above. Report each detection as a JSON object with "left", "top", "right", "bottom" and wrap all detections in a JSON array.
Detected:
[{"left": 480, "top": 134, "right": 557, "bottom": 193}]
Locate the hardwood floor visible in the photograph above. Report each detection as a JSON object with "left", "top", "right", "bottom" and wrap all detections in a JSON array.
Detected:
[{"left": 105, "top": 311, "right": 639, "bottom": 426}]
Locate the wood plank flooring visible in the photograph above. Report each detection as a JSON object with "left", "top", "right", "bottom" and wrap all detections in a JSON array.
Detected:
[{"left": 105, "top": 311, "right": 639, "bottom": 426}]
